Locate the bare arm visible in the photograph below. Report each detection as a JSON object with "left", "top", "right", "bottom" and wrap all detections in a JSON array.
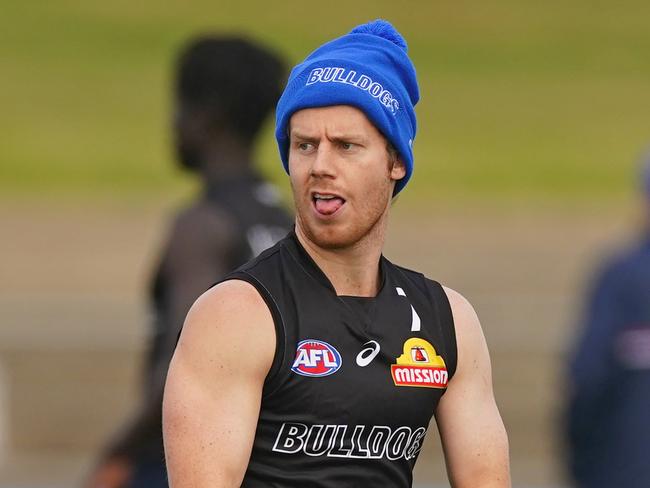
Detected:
[
  {"left": 435, "top": 287, "right": 510, "bottom": 488},
  {"left": 163, "top": 279, "right": 276, "bottom": 487}
]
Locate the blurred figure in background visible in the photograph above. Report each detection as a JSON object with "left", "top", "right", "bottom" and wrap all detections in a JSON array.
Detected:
[
  {"left": 565, "top": 151, "right": 650, "bottom": 488},
  {"left": 85, "top": 36, "right": 292, "bottom": 488}
]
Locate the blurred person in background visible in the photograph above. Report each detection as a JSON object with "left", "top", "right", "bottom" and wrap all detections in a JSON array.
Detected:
[
  {"left": 84, "top": 35, "right": 292, "bottom": 488},
  {"left": 565, "top": 151, "right": 650, "bottom": 488}
]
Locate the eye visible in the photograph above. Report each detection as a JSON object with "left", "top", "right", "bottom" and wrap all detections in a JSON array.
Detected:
[
  {"left": 297, "top": 142, "right": 314, "bottom": 152},
  {"left": 340, "top": 142, "right": 355, "bottom": 151}
]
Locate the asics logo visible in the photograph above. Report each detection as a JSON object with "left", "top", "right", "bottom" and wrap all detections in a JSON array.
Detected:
[{"left": 356, "top": 340, "right": 381, "bottom": 367}]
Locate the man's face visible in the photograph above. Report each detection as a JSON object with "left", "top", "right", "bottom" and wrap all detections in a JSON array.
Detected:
[{"left": 288, "top": 105, "right": 406, "bottom": 249}]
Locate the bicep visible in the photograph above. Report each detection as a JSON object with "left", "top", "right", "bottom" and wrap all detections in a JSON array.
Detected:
[
  {"left": 435, "top": 288, "right": 510, "bottom": 488},
  {"left": 163, "top": 281, "right": 275, "bottom": 488}
]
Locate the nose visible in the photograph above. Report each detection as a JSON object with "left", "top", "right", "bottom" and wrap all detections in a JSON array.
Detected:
[{"left": 310, "top": 143, "right": 337, "bottom": 179}]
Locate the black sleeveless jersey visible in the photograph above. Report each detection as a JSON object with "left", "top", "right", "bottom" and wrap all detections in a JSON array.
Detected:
[{"left": 224, "top": 232, "right": 457, "bottom": 488}]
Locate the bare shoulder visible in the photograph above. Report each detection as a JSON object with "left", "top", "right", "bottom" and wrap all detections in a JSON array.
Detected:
[
  {"left": 187, "top": 279, "right": 270, "bottom": 324},
  {"left": 441, "top": 286, "right": 490, "bottom": 377},
  {"left": 442, "top": 286, "right": 483, "bottom": 339},
  {"left": 176, "top": 279, "right": 276, "bottom": 378}
]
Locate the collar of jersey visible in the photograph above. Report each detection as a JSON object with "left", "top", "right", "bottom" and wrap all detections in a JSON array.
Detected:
[{"left": 286, "top": 229, "right": 388, "bottom": 297}]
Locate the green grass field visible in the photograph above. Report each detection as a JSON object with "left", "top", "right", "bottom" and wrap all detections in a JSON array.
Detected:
[{"left": 2, "top": 0, "right": 649, "bottom": 203}]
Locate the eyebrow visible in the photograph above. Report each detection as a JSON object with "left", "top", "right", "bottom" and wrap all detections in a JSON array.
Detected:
[
  {"left": 290, "top": 130, "right": 365, "bottom": 142},
  {"left": 289, "top": 131, "right": 317, "bottom": 142},
  {"left": 329, "top": 135, "right": 364, "bottom": 145}
]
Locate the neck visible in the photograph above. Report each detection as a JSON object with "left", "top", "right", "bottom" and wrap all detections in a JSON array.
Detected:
[
  {"left": 295, "top": 211, "right": 390, "bottom": 297},
  {"left": 198, "top": 135, "right": 254, "bottom": 185}
]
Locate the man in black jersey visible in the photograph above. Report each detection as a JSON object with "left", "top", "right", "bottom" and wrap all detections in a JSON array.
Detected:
[
  {"left": 164, "top": 20, "right": 510, "bottom": 487},
  {"left": 85, "top": 36, "right": 292, "bottom": 488}
]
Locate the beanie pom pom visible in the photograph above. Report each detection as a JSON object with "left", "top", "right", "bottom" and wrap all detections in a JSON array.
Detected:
[{"left": 349, "top": 19, "right": 407, "bottom": 52}]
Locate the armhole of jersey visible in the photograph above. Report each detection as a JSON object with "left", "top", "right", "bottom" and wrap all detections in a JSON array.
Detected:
[
  {"left": 428, "top": 281, "right": 458, "bottom": 381},
  {"left": 220, "top": 271, "right": 287, "bottom": 398}
]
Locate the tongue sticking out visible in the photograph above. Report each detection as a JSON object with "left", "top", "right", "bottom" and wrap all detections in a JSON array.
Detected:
[{"left": 315, "top": 197, "right": 344, "bottom": 215}]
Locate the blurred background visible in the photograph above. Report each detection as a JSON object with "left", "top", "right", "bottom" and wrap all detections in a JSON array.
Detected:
[{"left": 1, "top": 1, "right": 649, "bottom": 487}]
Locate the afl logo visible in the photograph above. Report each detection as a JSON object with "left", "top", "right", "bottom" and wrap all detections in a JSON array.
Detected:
[{"left": 291, "top": 339, "right": 342, "bottom": 377}]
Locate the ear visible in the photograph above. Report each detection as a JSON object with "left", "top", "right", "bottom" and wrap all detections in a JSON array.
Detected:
[{"left": 390, "top": 158, "right": 406, "bottom": 181}]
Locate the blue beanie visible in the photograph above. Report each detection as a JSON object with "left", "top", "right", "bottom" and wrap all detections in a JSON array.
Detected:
[{"left": 275, "top": 19, "right": 419, "bottom": 195}]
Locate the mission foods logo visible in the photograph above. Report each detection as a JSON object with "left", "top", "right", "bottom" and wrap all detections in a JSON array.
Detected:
[
  {"left": 292, "top": 339, "right": 342, "bottom": 377},
  {"left": 391, "top": 338, "right": 448, "bottom": 389}
]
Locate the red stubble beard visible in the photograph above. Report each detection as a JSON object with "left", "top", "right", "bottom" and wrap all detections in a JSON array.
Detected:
[{"left": 291, "top": 176, "right": 394, "bottom": 251}]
